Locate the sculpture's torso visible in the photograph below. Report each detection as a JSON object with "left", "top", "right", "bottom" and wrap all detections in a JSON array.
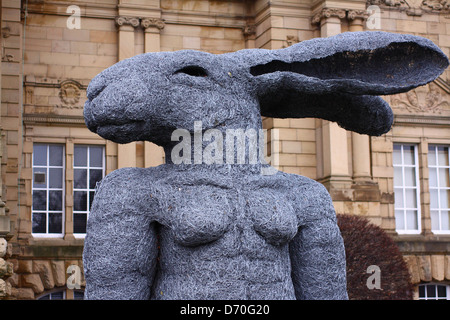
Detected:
[{"left": 124, "top": 165, "right": 304, "bottom": 300}]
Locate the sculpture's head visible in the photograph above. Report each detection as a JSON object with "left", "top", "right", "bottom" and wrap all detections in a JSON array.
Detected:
[{"left": 84, "top": 31, "right": 448, "bottom": 146}]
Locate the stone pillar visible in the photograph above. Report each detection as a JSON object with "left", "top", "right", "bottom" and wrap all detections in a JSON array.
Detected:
[
  {"left": 115, "top": 16, "right": 139, "bottom": 169},
  {"left": 243, "top": 24, "right": 256, "bottom": 49},
  {"left": 142, "top": 18, "right": 165, "bottom": 53},
  {"left": 347, "top": 10, "right": 368, "bottom": 32},
  {"left": 312, "top": 8, "right": 352, "bottom": 190},
  {"left": 141, "top": 18, "right": 166, "bottom": 167},
  {"left": 348, "top": 10, "right": 372, "bottom": 183}
]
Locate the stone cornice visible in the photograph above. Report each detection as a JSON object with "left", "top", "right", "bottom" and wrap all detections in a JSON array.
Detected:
[{"left": 393, "top": 114, "right": 450, "bottom": 127}]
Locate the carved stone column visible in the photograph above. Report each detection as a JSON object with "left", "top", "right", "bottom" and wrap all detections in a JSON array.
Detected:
[
  {"left": 116, "top": 16, "right": 139, "bottom": 168},
  {"left": 141, "top": 18, "right": 165, "bottom": 53},
  {"left": 312, "top": 8, "right": 352, "bottom": 191},
  {"left": 347, "top": 9, "right": 372, "bottom": 183},
  {"left": 243, "top": 24, "right": 256, "bottom": 49},
  {"left": 312, "top": 8, "right": 346, "bottom": 37},
  {"left": 141, "top": 18, "right": 166, "bottom": 167},
  {"left": 347, "top": 9, "right": 369, "bottom": 32}
]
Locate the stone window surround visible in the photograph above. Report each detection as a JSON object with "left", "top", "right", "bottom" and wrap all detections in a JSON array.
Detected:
[
  {"left": 392, "top": 137, "right": 450, "bottom": 237},
  {"left": 21, "top": 125, "right": 110, "bottom": 242}
]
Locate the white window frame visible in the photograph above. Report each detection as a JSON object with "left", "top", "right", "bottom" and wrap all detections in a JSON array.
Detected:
[
  {"left": 393, "top": 143, "right": 422, "bottom": 234},
  {"left": 73, "top": 145, "right": 105, "bottom": 238},
  {"left": 32, "top": 143, "right": 65, "bottom": 238},
  {"left": 418, "top": 283, "right": 450, "bottom": 300},
  {"left": 428, "top": 145, "right": 450, "bottom": 234}
]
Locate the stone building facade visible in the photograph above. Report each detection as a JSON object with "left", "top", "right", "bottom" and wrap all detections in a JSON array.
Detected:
[{"left": 0, "top": 0, "right": 449, "bottom": 299}]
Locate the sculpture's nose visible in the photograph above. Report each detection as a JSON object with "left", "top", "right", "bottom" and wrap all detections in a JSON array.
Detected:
[{"left": 87, "top": 74, "right": 108, "bottom": 101}]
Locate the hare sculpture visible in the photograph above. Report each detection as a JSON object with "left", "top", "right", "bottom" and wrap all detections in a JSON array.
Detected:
[{"left": 82, "top": 31, "right": 448, "bottom": 300}]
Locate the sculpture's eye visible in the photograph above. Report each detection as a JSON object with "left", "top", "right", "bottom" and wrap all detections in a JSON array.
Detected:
[{"left": 174, "top": 66, "right": 208, "bottom": 77}]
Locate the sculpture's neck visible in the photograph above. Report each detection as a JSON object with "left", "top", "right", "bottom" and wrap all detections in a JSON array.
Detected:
[{"left": 163, "top": 122, "right": 269, "bottom": 170}]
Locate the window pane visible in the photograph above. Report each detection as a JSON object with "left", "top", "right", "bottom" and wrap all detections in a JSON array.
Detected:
[
  {"left": 395, "top": 210, "right": 405, "bottom": 230},
  {"left": 49, "top": 168, "right": 63, "bottom": 188},
  {"left": 74, "top": 146, "right": 87, "bottom": 167},
  {"left": 439, "top": 168, "right": 450, "bottom": 187},
  {"left": 437, "top": 147, "right": 449, "bottom": 166},
  {"left": 49, "top": 191, "right": 62, "bottom": 211},
  {"left": 393, "top": 145, "right": 402, "bottom": 165},
  {"left": 394, "top": 189, "right": 404, "bottom": 208},
  {"left": 89, "top": 191, "right": 95, "bottom": 210},
  {"left": 442, "top": 210, "right": 450, "bottom": 230},
  {"left": 406, "top": 210, "right": 418, "bottom": 230},
  {"left": 89, "top": 169, "right": 103, "bottom": 189},
  {"left": 74, "top": 169, "right": 87, "bottom": 189},
  {"left": 405, "top": 189, "right": 417, "bottom": 208},
  {"left": 403, "top": 146, "right": 415, "bottom": 165},
  {"left": 437, "top": 285, "right": 447, "bottom": 298},
  {"left": 431, "top": 210, "right": 440, "bottom": 230},
  {"left": 440, "top": 189, "right": 450, "bottom": 209},
  {"left": 49, "top": 145, "right": 63, "bottom": 166},
  {"left": 428, "top": 146, "right": 437, "bottom": 166},
  {"left": 430, "top": 189, "right": 438, "bottom": 209},
  {"left": 429, "top": 168, "right": 438, "bottom": 187},
  {"left": 404, "top": 167, "right": 416, "bottom": 187},
  {"left": 50, "top": 291, "right": 64, "bottom": 300},
  {"left": 419, "top": 285, "right": 425, "bottom": 298},
  {"left": 426, "top": 285, "right": 436, "bottom": 298},
  {"left": 33, "top": 168, "right": 47, "bottom": 188},
  {"left": 33, "top": 144, "right": 47, "bottom": 166},
  {"left": 394, "top": 167, "right": 403, "bottom": 186},
  {"left": 32, "top": 190, "right": 47, "bottom": 211},
  {"left": 74, "top": 191, "right": 87, "bottom": 211},
  {"left": 74, "top": 291, "right": 84, "bottom": 300},
  {"left": 32, "top": 212, "right": 46, "bottom": 233},
  {"left": 89, "top": 146, "right": 103, "bottom": 167},
  {"left": 48, "top": 212, "right": 62, "bottom": 233},
  {"left": 74, "top": 213, "right": 87, "bottom": 234}
]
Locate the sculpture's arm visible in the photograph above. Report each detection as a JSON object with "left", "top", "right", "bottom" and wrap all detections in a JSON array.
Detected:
[
  {"left": 82, "top": 168, "right": 159, "bottom": 300},
  {"left": 289, "top": 181, "right": 348, "bottom": 300}
]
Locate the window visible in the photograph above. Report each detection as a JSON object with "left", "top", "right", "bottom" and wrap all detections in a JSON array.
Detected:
[
  {"left": 32, "top": 142, "right": 105, "bottom": 237},
  {"left": 37, "top": 290, "right": 65, "bottom": 300},
  {"left": 418, "top": 283, "right": 450, "bottom": 300},
  {"left": 37, "top": 289, "right": 84, "bottom": 300},
  {"left": 428, "top": 145, "right": 450, "bottom": 234},
  {"left": 32, "top": 144, "right": 65, "bottom": 236},
  {"left": 393, "top": 144, "right": 421, "bottom": 233},
  {"left": 73, "top": 145, "right": 105, "bottom": 235}
]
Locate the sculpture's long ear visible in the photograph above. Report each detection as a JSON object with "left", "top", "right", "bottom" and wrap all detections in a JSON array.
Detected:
[{"left": 237, "top": 31, "right": 449, "bottom": 136}]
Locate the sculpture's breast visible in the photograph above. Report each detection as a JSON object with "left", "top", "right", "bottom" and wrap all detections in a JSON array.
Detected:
[
  {"left": 247, "top": 192, "right": 298, "bottom": 246},
  {"left": 165, "top": 185, "right": 233, "bottom": 247}
]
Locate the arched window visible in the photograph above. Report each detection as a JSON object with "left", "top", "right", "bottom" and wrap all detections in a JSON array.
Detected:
[
  {"left": 418, "top": 283, "right": 450, "bottom": 300},
  {"left": 37, "top": 289, "right": 84, "bottom": 300}
]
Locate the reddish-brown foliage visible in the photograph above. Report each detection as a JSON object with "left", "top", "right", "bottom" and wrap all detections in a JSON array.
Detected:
[{"left": 337, "top": 214, "right": 413, "bottom": 300}]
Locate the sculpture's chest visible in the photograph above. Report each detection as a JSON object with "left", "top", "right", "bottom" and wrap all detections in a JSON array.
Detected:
[{"left": 156, "top": 181, "right": 299, "bottom": 247}]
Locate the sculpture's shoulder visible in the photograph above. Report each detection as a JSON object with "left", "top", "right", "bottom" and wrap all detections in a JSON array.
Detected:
[
  {"left": 261, "top": 171, "right": 335, "bottom": 225},
  {"left": 91, "top": 166, "right": 166, "bottom": 218},
  {"left": 97, "top": 166, "right": 165, "bottom": 193}
]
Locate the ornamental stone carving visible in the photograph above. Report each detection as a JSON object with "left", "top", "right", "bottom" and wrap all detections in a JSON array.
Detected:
[
  {"left": 367, "top": 0, "right": 450, "bottom": 16},
  {"left": 141, "top": 18, "right": 165, "bottom": 30},
  {"left": 312, "top": 8, "right": 347, "bottom": 24},
  {"left": 390, "top": 81, "right": 450, "bottom": 113},
  {"left": 59, "top": 80, "right": 81, "bottom": 106},
  {"left": 115, "top": 16, "right": 140, "bottom": 28}
]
